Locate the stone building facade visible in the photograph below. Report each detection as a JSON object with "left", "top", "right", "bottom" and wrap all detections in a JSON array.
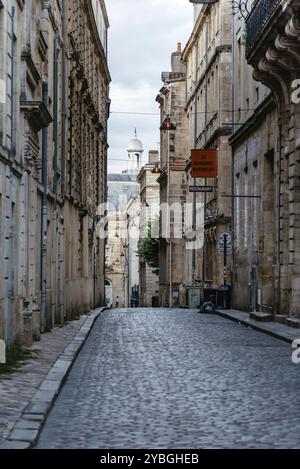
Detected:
[
  {"left": 0, "top": 0, "right": 110, "bottom": 345},
  {"left": 182, "top": 1, "right": 233, "bottom": 306},
  {"left": 230, "top": 7, "right": 275, "bottom": 313},
  {"left": 233, "top": 0, "right": 300, "bottom": 319},
  {"left": 156, "top": 44, "right": 189, "bottom": 307},
  {"left": 137, "top": 150, "right": 160, "bottom": 307},
  {"left": 106, "top": 133, "right": 143, "bottom": 308},
  {"left": 65, "top": 0, "right": 110, "bottom": 319}
]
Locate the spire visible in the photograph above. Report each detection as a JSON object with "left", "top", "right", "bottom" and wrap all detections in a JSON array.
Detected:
[{"left": 134, "top": 128, "right": 137, "bottom": 138}]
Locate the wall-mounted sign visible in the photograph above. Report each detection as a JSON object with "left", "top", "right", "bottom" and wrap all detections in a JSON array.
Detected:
[
  {"left": 191, "top": 149, "right": 218, "bottom": 178},
  {"left": 189, "top": 186, "right": 214, "bottom": 193},
  {"left": 219, "top": 232, "right": 232, "bottom": 245}
]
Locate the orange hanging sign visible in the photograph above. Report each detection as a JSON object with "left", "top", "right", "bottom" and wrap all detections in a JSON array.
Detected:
[{"left": 191, "top": 149, "right": 218, "bottom": 178}]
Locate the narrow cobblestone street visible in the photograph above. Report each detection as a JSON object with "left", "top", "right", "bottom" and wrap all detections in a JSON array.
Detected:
[{"left": 36, "top": 308, "right": 300, "bottom": 449}]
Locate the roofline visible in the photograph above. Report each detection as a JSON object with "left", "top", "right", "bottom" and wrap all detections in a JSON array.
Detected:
[
  {"left": 100, "top": 0, "right": 110, "bottom": 28},
  {"left": 182, "top": 4, "right": 210, "bottom": 62}
]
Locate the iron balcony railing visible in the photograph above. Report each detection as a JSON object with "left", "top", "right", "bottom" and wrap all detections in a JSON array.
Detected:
[{"left": 246, "top": 0, "right": 283, "bottom": 57}]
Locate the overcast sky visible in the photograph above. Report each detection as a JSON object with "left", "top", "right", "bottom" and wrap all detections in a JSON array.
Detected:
[{"left": 105, "top": 0, "right": 193, "bottom": 173}]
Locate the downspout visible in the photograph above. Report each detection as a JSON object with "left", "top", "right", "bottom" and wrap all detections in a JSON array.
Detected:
[
  {"left": 60, "top": 2, "right": 67, "bottom": 323},
  {"left": 278, "top": 123, "right": 282, "bottom": 313},
  {"left": 40, "top": 81, "right": 49, "bottom": 333},
  {"left": 166, "top": 88, "right": 173, "bottom": 307},
  {"left": 192, "top": 40, "right": 199, "bottom": 287},
  {"left": 51, "top": 32, "right": 59, "bottom": 326},
  {"left": 6, "top": 6, "right": 15, "bottom": 344},
  {"left": 53, "top": 32, "right": 59, "bottom": 202},
  {"left": 61, "top": 1, "right": 66, "bottom": 199},
  {"left": 202, "top": 17, "right": 209, "bottom": 291},
  {"left": 231, "top": 8, "right": 236, "bottom": 304},
  {"left": 93, "top": 244, "right": 96, "bottom": 308}
]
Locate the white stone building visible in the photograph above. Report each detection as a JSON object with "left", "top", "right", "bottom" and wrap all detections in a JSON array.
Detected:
[
  {"left": 137, "top": 151, "right": 160, "bottom": 307},
  {"left": 106, "top": 131, "right": 143, "bottom": 307}
]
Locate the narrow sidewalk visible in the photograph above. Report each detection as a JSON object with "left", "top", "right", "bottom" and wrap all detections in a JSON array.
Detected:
[
  {"left": 216, "top": 309, "right": 300, "bottom": 344},
  {"left": 0, "top": 309, "right": 104, "bottom": 448}
]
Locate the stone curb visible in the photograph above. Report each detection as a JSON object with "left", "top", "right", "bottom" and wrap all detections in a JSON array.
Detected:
[
  {"left": 215, "top": 310, "right": 300, "bottom": 345},
  {"left": 0, "top": 307, "right": 107, "bottom": 450}
]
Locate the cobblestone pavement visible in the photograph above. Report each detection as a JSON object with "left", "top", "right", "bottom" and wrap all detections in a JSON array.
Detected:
[
  {"left": 0, "top": 316, "right": 87, "bottom": 443},
  {"left": 36, "top": 308, "right": 300, "bottom": 449}
]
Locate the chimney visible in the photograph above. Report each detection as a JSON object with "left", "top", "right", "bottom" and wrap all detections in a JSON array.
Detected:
[
  {"left": 171, "top": 42, "right": 186, "bottom": 74},
  {"left": 148, "top": 150, "right": 159, "bottom": 164}
]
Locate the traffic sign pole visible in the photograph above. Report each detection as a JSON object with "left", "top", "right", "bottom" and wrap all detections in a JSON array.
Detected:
[{"left": 224, "top": 234, "right": 227, "bottom": 309}]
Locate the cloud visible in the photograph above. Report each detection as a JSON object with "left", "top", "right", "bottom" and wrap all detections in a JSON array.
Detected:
[{"left": 105, "top": 0, "right": 193, "bottom": 172}]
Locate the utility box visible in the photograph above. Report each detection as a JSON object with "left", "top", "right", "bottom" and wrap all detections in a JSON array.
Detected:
[{"left": 188, "top": 287, "right": 202, "bottom": 309}]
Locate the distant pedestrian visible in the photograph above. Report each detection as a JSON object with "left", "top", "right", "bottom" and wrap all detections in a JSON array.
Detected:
[{"left": 115, "top": 296, "right": 120, "bottom": 308}]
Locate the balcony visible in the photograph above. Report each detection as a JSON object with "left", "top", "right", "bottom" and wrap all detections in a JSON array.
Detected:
[{"left": 245, "top": 0, "right": 283, "bottom": 58}]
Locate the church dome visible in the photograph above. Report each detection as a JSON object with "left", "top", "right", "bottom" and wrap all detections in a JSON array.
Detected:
[{"left": 127, "top": 129, "right": 143, "bottom": 153}]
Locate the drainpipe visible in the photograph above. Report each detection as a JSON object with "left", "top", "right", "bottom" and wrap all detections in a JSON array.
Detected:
[
  {"left": 51, "top": 32, "right": 59, "bottom": 327},
  {"left": 231, "top": 8, "right": 236, "bottom": 304},
  {"left": 93, "top": 244, "right": 96, "bottom": 309},
  {"left": 168, "top": 127, "right": 172, "bottom": 307},
  {"left": 60, "top": 2, "right": 67, "bottom": 323},
  {"left": 278, "top": 123, "right": 282, "bottom": 314},
  {"left": 61, "top": 1, "right": 66, "bottom": 199},
  {"left": 202, "top": 18, "right": 209, "bottom": 292},
  {"left": 192, "top": 40, "right": 199, "bottom": 287},
  {"left": 6, "top": 6, "right": 15, "bottom": 344},
  {"left": 166, "top": 88, "right": 173, "bottom": 307},
  {"left": 40, "top": 81, "right": 49, "bottom": 333},
  {"left": 53, "top": 32, "right": 59, "bottom": 202}
]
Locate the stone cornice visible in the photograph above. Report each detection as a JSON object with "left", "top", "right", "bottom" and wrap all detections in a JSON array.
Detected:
[
  {"left": 229, "top": 94, "right": 276, "bottom": 147},
  {"left": 85, "top": 0, "right": 111, "bottom": 85},
  {"left": 21, "top": 50, "right": 41, "bottom": 90},
  {"left": 20, "top": 100, "right": 53, "bottom": 132},
  {"left": 196, "top": 125, "right": 232, "bottom": 150},
  {"left": 182, "top": 4, "right": 210, "bottom": 61},
  {"left": 185, "top": 44, "right": 232, "bottom": 109}
]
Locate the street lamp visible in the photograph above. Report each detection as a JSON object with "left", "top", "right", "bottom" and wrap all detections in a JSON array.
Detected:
[{"left": 160, "top": 115, "right": 176, "bottom": 132}]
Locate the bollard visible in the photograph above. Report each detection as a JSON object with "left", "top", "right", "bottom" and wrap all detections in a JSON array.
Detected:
[{"left": 0, "top": 339, "right": 6, "bottom": 364}]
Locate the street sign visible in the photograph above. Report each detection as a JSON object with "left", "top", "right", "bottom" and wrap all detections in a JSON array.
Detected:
[
  {"left": 219, "top": 232, "right": 232, "bottom": 245},
  {"left": 191, "top": 149, "right": 218, "bottom": 178},
  {"left": 218, "top": 245, "right": 232, "bottom": 254},
  {"left": 189, "top": 186, "right": 214, "bottom": 193}
]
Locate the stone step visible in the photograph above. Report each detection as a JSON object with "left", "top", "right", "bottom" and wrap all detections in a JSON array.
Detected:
[
  {"left": 249, "top": 311, "right": 273, "bottom": 322},
  {"left": 285, "top": 318, "right": 300, "bottom": 329},
  {"left": 275, "top": 315, "right": 289, "bottom": 325}
]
